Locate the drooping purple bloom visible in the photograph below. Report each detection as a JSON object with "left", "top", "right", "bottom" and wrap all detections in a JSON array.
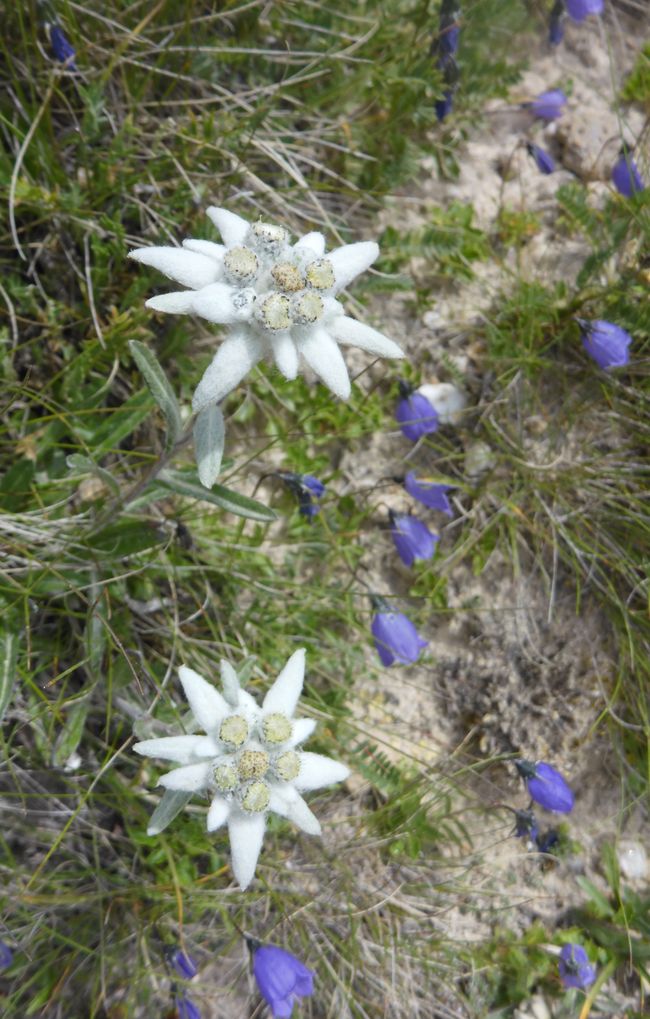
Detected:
[
  {"left": 612, "top": 152, "right": 644, "bottom": 197},
  {"left": 277, "top": 470, "right": 326, "bottom": 518},
  {"left": 513, "top": 809, "right": 539, "bottom": 842},
  {"left": 395, "top": 383, "right": 439, "bottom": 441},
  {"left": 389, "top": 512, "right": 439, "bottom": 567},
  {"left": 174, "top": 990, "right": 202, "bottom": 1019},
  {"left": 548, "top": 0, "right": 565, "bottom": 45},
  {"left": 49, "top": 25, "right": 77, "bottom": 69},
  {"left": 252, "top": 944, "right": 315, "bottom": 1019},
  {"left": 169, "top": 948, "right": 198, "bottom": 980},
  {"left": 432, "top": 0, "right": 461, "bottom": 58},
  {"left": 404, "top": 471, "right": 454, "bottom": 517},
  {"left": 565, "top": 0, "right": 604, "bottom": 22},
  {"left": 516, "top": 760, "right": 574, "bottom": 813},
  {"left": 0, "top": 942, "right": 13, "bottom": 971},
  {"left": 536, "top": 828, "right": 560, "bottom": 854},
  {"left": 526, "top": 142, "right": 556, "bottom": 175},
  {"left": 434, "top": 51, "right": 459, "bottom": 123},
  {"left": 371, "top": 601, "right": 427, "bottom": 666},
  {"left": 436, "top": 90, "right": 454, "bottom": 122},
  {"left": 577, "top": 319, "right": 632, "bottom": 370},
  {"left": 525, "top": 89, "right": 567, "bottom": 121},
  {"left": 558, "top": 944, "right": 597, "bottom": 990}
]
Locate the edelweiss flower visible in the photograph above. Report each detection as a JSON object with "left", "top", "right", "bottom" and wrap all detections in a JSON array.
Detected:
[
  {"left": 133, "top": 650, "right": 349, "bottom": 889},
  {"left": 129, "top": 208, "right": 404, "bottom": 409}
]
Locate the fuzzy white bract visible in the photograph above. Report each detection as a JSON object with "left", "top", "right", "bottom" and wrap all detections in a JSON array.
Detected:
[
  {"left": 129, "top": 207, "right": 404, "bottom": 408},
  {"left": 133, "top": 649, "right": 349, "bottom": 889}
]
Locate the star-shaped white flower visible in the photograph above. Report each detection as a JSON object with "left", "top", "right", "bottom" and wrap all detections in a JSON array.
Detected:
[
  {"left": 133, "top": 649, "right": 349, "bottom": 889},
  {"left": 129, "top": 207, "right": 404, "bottom": 408}
]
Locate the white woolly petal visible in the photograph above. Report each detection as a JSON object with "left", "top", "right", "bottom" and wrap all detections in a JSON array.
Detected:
[
  {"left": 206, "top": 206, "right": 250, "bottom": 247},
  {"left": 192, "top": 332, "right": 263, "bottom": 413},
  {"left": 299, "top": 327, "right": 351, "bottom": 400},
  {"left": 417, "top": 383, "right": 467, "bottom": 426},
  {"left": 293, "top": 752, "right": 350, "bottom": 792},
  {"left": 269, "top": 786, "right": 322, "bottom": 836},
  {"left": 262, "top": 649, "right": 305, "bottom": 717},
  {"left": 191, "top": 282, "right": 248, "bottom": 324},
  {"left": 158, "top": 761, "right": 212, "bottom": 792},
  {"left": 329, "top": 316, "right": 404, "bottom": 359},
  {"left": 178, "top": 665, "right": 229, "bottom": 733},
  {"left": 228, "top": 812, "right": 266, "bottom": 889},
  {"left": 287, "top": 717, "right": 317, "bottom": 748},
  {"left": 295, "top": 232, "right": 326, "bottom": 256},
  {"left": 128, "top": 247, "right": 221, "bottom": 289},
  {"left": 134, "top": 735, "right": 218, "bottom": 763},
  {"left": 146, "top": 291, "right": 196, "bottom": 315},
  {"left": 269, "top": 332, "right": 299, "bottom": 379},
  {"left": 329, "top": 241, "right": 379, "bottom": 292},
  {"left": 236, "top": 688, "right": 261, "bottom": 719},
  {"left": 207, "top": 796, "right": 231, "bottom": 832},
  {"left": 182, "top": 239, "right": 226, "bottom": 263},
  {"left": 220, "top": 660, "right": 241, "bottom": 707}
]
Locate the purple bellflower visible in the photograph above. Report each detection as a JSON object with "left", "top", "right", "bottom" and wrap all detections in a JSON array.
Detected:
[
  {"left": 434, "top": 51, "right": 460, "bottom": 123},
  {"left": 526, "top": 142, "right": 556, "bottom": 175},
  {"left": 277, "top": 470, "right": 326, "bottom": 518},
  {"left": 404, "top": 471, "right": 454, "bottom": 516},
  {"left": 431, "top": 0, "right": 460, "bottom": 59},
  {"left": 436, "top": 90, "right": 455, "bottom": 122},
  {"left": 174, "top": 990, "right": 202, "bottom": 1019},
  {"left": 168, "top": 948, "right": 198, "bottom": 980},
  {"left": 371, "top": 597, "right": 427, "bottom": 666},
  {"left": 516, "top": 760, "right": 574, "bottom": 813},
  {"left": 0, "top": 942, "right": 13, "bottom": 970},
  {"left": 577, "top": 319, "right": 632, "bottom": 370},
  {"left": 548, "top": 0, "right": 565, "bottom": 45},
  {"left": 389, "top": 511, "right": 439, "bottom": 567},
  {"left": 525, "top": 89, "right": 567, "bottom": 121},
  {"left": 558, "top": 944, "right": 597, "bottom": 990},
  {"left": 49, "top": 25, "right": 77, "bottom": 69},
  {"left": 513, "top": 809, "right": 539, "bottom": 842},
  {"left": 395, "top": 382, "right": 439, "bottom": 440},
  {"left": 612, "top": 151, "right": 644, "bottom": 197},
  {"left": 565, "top": 0, "right": 604, "bottom": 21},
  {"left": 251, "top": 943, "right": 315, "bottom": 1019}
]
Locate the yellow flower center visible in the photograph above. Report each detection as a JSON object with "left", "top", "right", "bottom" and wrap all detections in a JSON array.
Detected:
[
  {"left": 238, "top": 749, "right": 270, "bottom": 780},
  {"left": 262, "top": 713, "right": 292, "bottom": 744},
  {"left": 275, "top": 750, "right": 300, "bottom": 782},
  {"left": 305, "top": 258, "right": 335, "bottom": 290},
  {"left": 241, "top": 780, "right": 270, "bottom": 813},
  {"left": 213, "top": 763, "right": 238, "bottom": 791},
  {"left": 219, "top": 714, "right": 249, "bottom": 747},
  {"left": 271, "top": 261, "right": 305, "bottom": 293}
]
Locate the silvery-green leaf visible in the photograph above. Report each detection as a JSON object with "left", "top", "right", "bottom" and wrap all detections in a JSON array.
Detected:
[
  {"left": 159, "top": 470, "right": 278, "bottom": 522},
  {"left": 194, "top": 403, "right": 225, "bottom": 489},
  {"left": 0, "top": 629, "right": 18, "bottom": 723},
  {"left": 147, "top": 789, "right": 193, "bottom": 836},
  {"left": 66, "top": 453, "right": 120, "bottom": 496},
  {"left": 51, "top": 699, "right": 90, "bottom": 767},
  {"left": 128, "top": 340, "right": 183, "bottom": 447}
]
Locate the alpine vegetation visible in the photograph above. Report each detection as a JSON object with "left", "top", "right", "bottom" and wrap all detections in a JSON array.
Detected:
[
  {"left": 250, "top": 941, "right": 315, "bottom": 1018},
  {"left": 577, "top": 319, "right": 632, "bottom": 370},
  {"left": 395, "top": 382, "right": 439, "bottom": 440},
  {"left": 389, "top": 511, "right": 439, "bottom": 567},
  {"left": 133, "top": 651, "right": 349, "bottom": 889},
  {"left": 404, "top": 471, "right": 454, "bottom": 516},
  {"left": 558, "top": 944, "right": 597, "bottom": 989},
  {"left": 370, "top": 597, "right": 428, "bottom": 666},
  {"left": 611, "top": 151, "right": 644, "bottom": 197},
  {"left": 526, "top": 141, "right": 556, "bottom": 175},
  {"left": 515, "top": 760, "right": 575, "bottom": 813},
  {"left": 525, "top": 88, "right": 567, "bottom": 120}
]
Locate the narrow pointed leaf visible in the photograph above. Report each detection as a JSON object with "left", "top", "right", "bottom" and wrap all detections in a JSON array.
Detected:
[
  {"left": 147, "top": 789, "right": 193, "bottom": 835},
  {"left": 159, "top": 471, "right": 278, "bottom": 521},
  {"left": 0, "top": 630, "right": 18, "bottom": 722},
  {"left": 51, "top": 699, "right": 90, "bottom": 767},
  {"left": 129, "top": 340, "right": 183, "bottom": 447},
  {"left": 194, "top": 403, "right": 225, "bottom": 489}
]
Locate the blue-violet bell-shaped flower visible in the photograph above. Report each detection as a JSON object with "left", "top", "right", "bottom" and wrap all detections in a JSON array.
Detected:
[
  {"left": 389, "top": 511, "right": 439, "bottom": 567},
  {"left": 395, "top": 382, "right": 439, "bottom": 440},
  {"left": 432, "top": 0, "right": 460, "bottom": 58},
  {"left": 371, "top": 597, "right": 427, "bottom": 666},
  {"left": 526, "top": 142, "right": 556, "bottom": 175},
  {"left": 277, "top": 470, "right": 326, "bottom": 517},
  {"left": 48, "top": 25, "right": 77, "bottom": 68},
  {"left": 577, "top": 319, "right": 632, "bottom": 370},
  {"left": 514, "top": 809, "right": 539, "bottom": 842},
  {"left": 525, "top": 89, "right": 567, "bottom": 121},
  {"left": 169, "top": 948, "right": 198, "bottom": 980},
  {"left": 558, "top": 944, "right": 597, "bottom": 990},
  {"left": 548, "top": 0, "right": 565, "bottom": 45},
  {"left": 251, "top": 942, "right": 315, "bottom": 1018},
  {"left": 565, "top": 0, "right": 603, "bottom": 21},
  {"left": 174, "top": 990, "right": 202, "bottom": 1019},
  {"left": 612, "top": 152, "right": 644, "bottom": 197},
  {"left": 0, "top": 942, "right": 13, "bottom": 971},
  {"left": 404, "top": 471, "right": 454, "bottom": 516},
  {"left": 516, "top": 760, "right": 574, "bottom": 813}
]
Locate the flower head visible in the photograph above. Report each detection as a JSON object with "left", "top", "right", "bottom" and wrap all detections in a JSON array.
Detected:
[
  {"left": 251, "top": 943, "right": 315, "bottom": 1018},
  {"left": 129, "top": 209, "right": 404, "bottom": 409},
  {"left": 389, "top": 512, "right": 439, "bottom": 567},
  {"left": 134, "top": 651, "right": 349, "bottom": 889},
  {"left": 558, "top": 944, "right": 596, "bottom": 990},
  {"left": 436, "top": 90, "right": 455, "bottom": 122},
  {"left": 48, "top": 24, "right": 77, "bottom": 68},
  {"left": 432, "top": 0, "right": 460, "bottom": 59},
  {"left": 612, "top": 152, "right": 644, "bottom": 197},
  {"left": 371, "top": 599, "right": 427, "bottom": 666},
  {"left": 0, "top": 942, "right": 12, "bottom": 971},
  {"left": 395, "top": 383, "right": 439, "bottom": 441},
  {"left": 565, "top": 0, "right": 603, "bottom": 21},
  {"left": 277, "top": 470, "right": 326, "bottom": 518},
  {"left": 525, "top": 89, "right": 567, "bottom": 121},
  {"left": 174, "top": 990, "right": 202, "bottom": 1019},
  {"left": 513, "top": 809, "right": 539, "bottom": 842},
  {"left": 577, "top": 318, "right": 632, "bottom": 370},
  {"left": 548, "top": 0, "right": 565, "bottom": 45},
  {"left": 404, "top": 471, "right": 454, "bottom": 516},
  {"left": 168, "top": 947, "right": 198, "bottom": 980},
  {"left": 526, "top": 142, "right": 556, "bottom": 175},
  {"left": 516, "top": 760, "right": 574, "bottom": 813}
]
